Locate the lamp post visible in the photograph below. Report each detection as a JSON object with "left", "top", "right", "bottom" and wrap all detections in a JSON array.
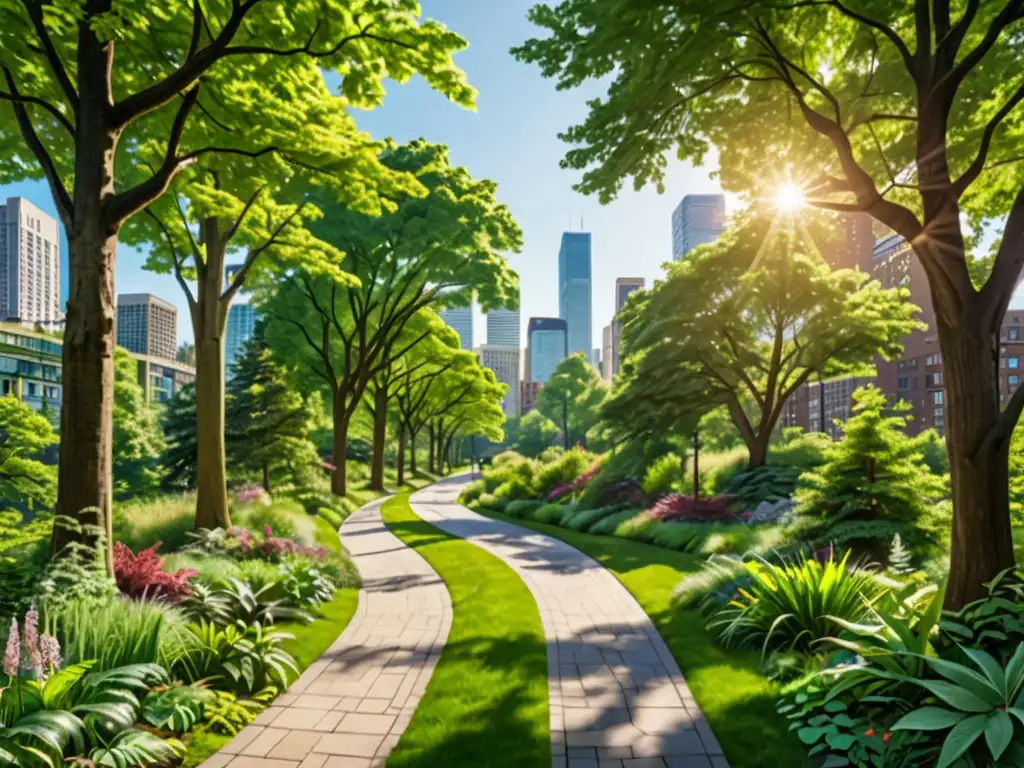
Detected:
[{"left": 692, "top": 427, "right": 700, "bottom": 500}]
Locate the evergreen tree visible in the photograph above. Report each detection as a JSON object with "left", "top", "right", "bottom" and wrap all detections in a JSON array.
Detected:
[
  {"left": 161, "top": 384, "right": 198, "bottom": 491},
  {"left": 113, "top": 349, "right": 165, "bottom": 500},
  {"left": 794, "top": 386, "right": 946, "bottom": 556},
  {"left": 226, "top": 333, "right": 319, "bottom": 494}
]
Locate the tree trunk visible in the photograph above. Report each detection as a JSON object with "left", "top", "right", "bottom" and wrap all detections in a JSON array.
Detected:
[
  {"left": 940, "top": 321, "right": 1016, "bottom": 609},
  {"left": 428, "top": 423, "right": 436, "bottom": 474},
  {"left": 52, "top": 228, "right": 118, "bottom": 573},
  {"left": 410, "top": 429, "right": 418, "bottom": 475},
  {"left": 194, "top": 333, "right": 231, "bottom": 529},
  {"left": 396, "top": 423, "right": 407, "bottom": 486},
  {"left": 746, "top": 435, "right": 770, "bottom": 469},
  {"left": 370, "top": 386, "right": 387, "bottom": 491},
  {"left": 331, "top": 389, "right": 349, "bottom": 497},
  {"left": 262, "top": 462, "right": 271, "bottom": 494}
]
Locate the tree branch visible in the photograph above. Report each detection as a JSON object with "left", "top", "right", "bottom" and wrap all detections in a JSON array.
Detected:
[
  {"left": 19, "top": 0, "right": 78, "bottom": 111},
  {"left": 143, "top": 208, "right": 197, "bottom": 312},
  {"left": 952, "top": 77, "right": 1024, "bottom": 197}
]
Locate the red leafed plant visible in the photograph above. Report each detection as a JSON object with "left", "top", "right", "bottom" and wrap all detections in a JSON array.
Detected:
[
  {"left": 646, "top": 493, "right": 738, "bottom": 523},
  {"left": 113, "top": 541, "right": 197, "bottom": 602}
]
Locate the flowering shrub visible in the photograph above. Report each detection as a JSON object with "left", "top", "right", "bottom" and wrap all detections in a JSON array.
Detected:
[
  {"left": 646, "top": 493, "right": 737, "bottom": 523},
  {"left": 547, "top": 484, "right": 572, "bottom": 502},
  {"left": 592, "top": 479, "right": 647, "bottom": 509},
  {"left": 237, "top": 484, "right": 270, "bottom": 505},
  {"left": 2, "top": 607, "right": 61, "bottom": 682},
  {"left": 113, "top": 541, "right": 197, "bottom": 602}
]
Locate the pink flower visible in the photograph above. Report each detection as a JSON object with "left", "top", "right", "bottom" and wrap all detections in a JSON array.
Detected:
[
  {"left": 882, "top": 733, "right": 891, "bottom": 744},
  {"left": 3, "top": 619, "right": 19, "bottom": 678},
  {"left": 264, "top": 525, "right": 273, "bottom": 538},
  {"left": 38, "top": 634, "right": 61, "bottom": 675},
  {"left": 23, "top": 605, "right": 42, "bottom": 680}
]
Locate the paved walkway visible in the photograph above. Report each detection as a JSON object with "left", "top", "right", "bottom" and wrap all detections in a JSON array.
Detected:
[
  {"left": 202, "top": 497, "right": 452, "bottom": 768},
  {"left": 410, "top": 478, "right": 728, "bottom": 768}
]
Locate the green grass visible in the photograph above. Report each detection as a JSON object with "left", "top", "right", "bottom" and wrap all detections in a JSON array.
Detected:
[
  {"left": 480, "top": 509, "right": 811, "bottom": 768},
  {"left": 380, "top": 493, "right": 549, "bottom": 768}
]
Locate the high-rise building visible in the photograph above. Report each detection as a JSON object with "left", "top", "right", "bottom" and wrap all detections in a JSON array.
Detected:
[
  {"left": 479, "top": 344, "right": 520, "bottom": 419},
  {"left": 116, "top": 293, "right": 177, "bottom": 361},
  {"left": 592, "top": 348, "right": 601, "bottom": 370},
  {"left": 558, "top": 232, "right": 592, "bottom": 357},
  {"left": 0, "top": 321, "right": 62, "bottom": 411},
  {"left": 0, "top": 197, "right": 61, "bottom": 327},
  {"left": 225, "top": 302, "right": 258, "bottom": 377},
  {"left": 671, "top": 194, "right": 725, "bottom": 261},
  {"left": 612, "top": 277, "right": 645, "bottom": 375},
  {"left": 438, "top": 306, "right": 473, "bottom": 351},
  {"left": 527, "top": 317, "right": 567, "bottom": 385},
  {"left": 486, "top": 307, "right": 520, "bottom": 346},
  {"left": 601, "top": 325, "right": 613, "bottom": 382}
]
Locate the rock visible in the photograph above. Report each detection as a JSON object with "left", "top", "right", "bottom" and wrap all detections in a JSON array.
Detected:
[{"left": 746, "top": 498, "right": 794, "bottom": 525}]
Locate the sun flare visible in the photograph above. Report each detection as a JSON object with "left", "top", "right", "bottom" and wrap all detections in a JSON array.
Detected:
[{"left": 774, "top": 182, "right": 806, "bottom": 212}]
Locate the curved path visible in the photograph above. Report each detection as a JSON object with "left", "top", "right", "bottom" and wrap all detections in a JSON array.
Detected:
[
  {"left": 410, "top": 478, "right": 728, "bottom": 768},
  {"left": 203, "top": 497, "right": 452, "bottom": 768}
]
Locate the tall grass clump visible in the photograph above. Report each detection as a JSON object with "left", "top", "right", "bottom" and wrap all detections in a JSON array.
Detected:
[
  {"left": 234, "top": 497, "right": 316, "bottom": 545},
  {"left": 113, "top": 494, "right": 195, "bottom": 551},
  {"left": 589, "top": 508, "right": 642, "bottom": 535}
]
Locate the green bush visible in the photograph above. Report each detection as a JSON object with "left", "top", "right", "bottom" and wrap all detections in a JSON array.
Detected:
[
  {"left": 672, "top": 554, "right": 749, "bottom": 609},
  {"left": 481, "top": 453, "right": 538, "bottom": 499},
  {"left": 0, "top": 510, "right": 50, "bottom": 618},
  {"left": 505, "top": 499, "right": 545, "bottom": 518},
  {"left": 161, "top": 553, "right": 241, "bottom": 585},
  {"left": 477, "top": 492, "right": 497, "bottom": 508},
  {"left": 642, "top": 453, "right": 685, "bottom": 497},
  {"left": 458, "top": 479, "right": 486, "bottom": 506},
  {"left": 705, "top": 552, "right": 889, "bottom": 655},
  {"left": 534, "top": 447, "right": 597, "bottom": 496},
  {"left": 233, "top": 498, "right": 316, "bottom": 545},
  {"left": 611, "top": 511, "right": 661, "bottom": 542},
  {"left": 589, "top": 508, "right": 642, "bottom": 535},
  {"left": 562, "top": 505, "right": 620, "bottom": 531},
  {"left": 647, "top": 522, "right": 710, "bottom": 552},
  {"left": 537, "top": 446, "right": 565, "bottom": 464},
  {"left": 114, "top": 494, "right": 195, "bottom": 552},
  {"left": 724, "top": 465, "right": 803, "bottom": 508},
  {"left": 316, "top": 506, "right": 344, "bottom": 529},
  {"left": 530, "top": 503, "right": 571, "bottom": 525}
]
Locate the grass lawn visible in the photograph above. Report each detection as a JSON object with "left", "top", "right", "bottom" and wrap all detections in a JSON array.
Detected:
[
  {"left": 480, "top": 509, "right": 811, "bottom": 768},
  {"left": 380, "top": 493, "right": 549, "bottom": 768}
]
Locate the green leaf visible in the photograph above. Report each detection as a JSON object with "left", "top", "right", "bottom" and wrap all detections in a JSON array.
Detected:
[
  {"left": 961, "top": 648, "right": 1007, "bottom": 694},
  {"left": 797, "top": 726, "right": 828, "bottom": 745},
  {"left": 40, "top": 662, "right": 94, "bottom": 710},
  {"left": 984, "top": 710, "right": 1014, "bottom": 761},
  {"left": 922, "top": 656, "right": 1004, "bottom": 706},
  {"left": 914, "top": 680, "right": 996, "bottom": 713},
  {"left": 937, "top": 714, "right": 987, "bottom": 768},
  {"left": 893, "top": 707, "right": 967, "bottom": 732}
]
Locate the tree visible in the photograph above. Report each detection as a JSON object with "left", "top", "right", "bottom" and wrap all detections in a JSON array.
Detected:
[
  {"left": 226, "top": 330, "right": 319, "bottom": 494},
  {"left": 112, "top": 349, "right": 165, "bottom": 501},
  {"left": 161, "top": 384, "right": 197, "bottom": 492},
  {"left": 264, "top": 140, "right": 521, "bottom": 496},
  {"left": 122, "top": 62, "right": 427, "bottom": 530},
  {"left": 176, "top": 343, "right": 196, "bottom": 367},
  {"left": 613, "top": 225, "right": 920, "bottom": 467},
  {"left": 0, "top": 395, "right": 57, "bottom": 511},
  {"left": 507, "top": 411, "right": 559, "bottom": 458},
  {"left": 515, "top": 0, "right": 1024, "bottom": 606},
  {"left": 537, "top": 353, "right": 608, "bottom": 448},
  {"left": 793, "top": 385, "right": 946, "bottom": 557},
  {"left": 0, "top": 0, "right": 474, "bottom": 571},
  {"left": 698, "top": 408, "right": 743, "bottom": 454}
]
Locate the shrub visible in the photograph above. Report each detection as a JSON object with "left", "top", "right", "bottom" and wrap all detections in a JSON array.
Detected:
[
  {"left": 477, "top": 492, "right": 497, "bottom": 508},
  {"left": 589, "top": 508, "right": 642, "bottom": 535},
  {"left": 316, "top": 506, "right": 344, "bottom": 529},
  {"left": 234, "top": 498, "right": 316, "bottom": 545},
  {"left": 276, "top": 558, "right": 335, "bottom": 608},
  {"left": 647, "top": 523, "right": 711, "bottom": 552},
  {"left": 170, "top": 622, "right": 299, "bottom": 695},
  {"left": 672, "top": 554, "right": 750, "bottom": 609},
  {"left": 161, "top": 553, "right": 241, "bottom": 585},
  {"left": 113, "top": 495, "right": 195, "bottom": 552},
  {"left": 0, "top": 510, "right": 50, "bottom": 619},
  {"left": 535, "top": 447, "right": 597, "bottom": 496},
  {"left": 317, "top": 552, "right": 360, "bottom": 590},
  {"left": 530, "top": 503, "right": 571, "bottom": 525},
  {"left": 113, "top": 542, "right": 196, "bottom": 602},
  {"left": 54, "top": 598, "right": 182, "bottom": 671},
  {"left": 641, "top": 453, "right": 685, "bottom": 498},
  {"left": 562, "top": 506, "right": 620, "bottom": 531},
  {"left": 611, "top": 511, "right": 661, "bottom": 542},
  {"left": 705, "top": 552, "right": 888, "bottom": 655},
  {"left": 458, "top": 480, "right": 486, "bottom": 506},
  {"left": 505, "top": 499, "right": 544, "bottom": 518},
  {"left": 537, "top": 446, "right": 565, "bottom": 464},
  {"left": 724, "top": 465, "right": 803, "bottom": 508},
  {"left": 583, "top": 478, "right": 647, "bottom": 510},
  {"left": 646, "top": 493, "right": 738, "bottom": 523}
]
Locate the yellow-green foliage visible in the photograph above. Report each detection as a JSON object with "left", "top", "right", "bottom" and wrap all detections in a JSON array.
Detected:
[
  {"left": 531, "top": 503, "right": 571, "bottom": 525},
  {"left": 642, "top": 453, "right": 685, "bottom": 497},
  {"left": 612, "top": 511, "right": 661, "bottom": 542},
  {"left": 458, "top": 479, "right": 486, "bottom": 506},
  {"left": 506, "top": 500, "right": 545, "bottom": 518},
  {"left": 535, "top": 447, "right": 598, "bottom": 496},
  {"left": 114, "top": 494, "right": 196, "bottom": 552},
  {"left": 233, "top": 498, "right": 317, "bottom": 545}
]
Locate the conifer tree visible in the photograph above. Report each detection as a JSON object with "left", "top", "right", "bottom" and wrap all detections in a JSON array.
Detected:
[
  {"left": 794, "top": 386, "right": 945, "bottom": 555},
  {"left": 226, "top": 331, "right": 318, "bottom": 494},
  {"left": 161, "top": 384, "right": 197, "bottom": 492}
]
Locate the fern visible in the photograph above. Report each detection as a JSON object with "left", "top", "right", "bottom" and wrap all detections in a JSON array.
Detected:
[
  {"left": 888, "top": 534, "right": 914, "bottom": 574},
  {"left": 202, "top": 688, "right": 275, "bottom": 735},
  {"left": 79, "top": 728, "right": 184, "bottom": 768}
]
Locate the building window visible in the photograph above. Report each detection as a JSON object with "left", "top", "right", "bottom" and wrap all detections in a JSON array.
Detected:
[
  {"left": 926, "top": 371, "right": 943, "bottom": 387},
  {"left": 897, "top": 375, "right": 910, "bottom": 390},
  {"left": 1010, "top": 328, "right": 1020, "bottom": 341},
  {"left": 1011, "top": 357, "right": 1021, "bottom": 369},
  {"left": 926, "top": 353, "right": 941, "bottom": 366},
  {"left": 1010, "top": 375, "right": 1020, "bottom": 387},
  {"left": 932, "top": 390, "right": 944, "bottom": 405}
]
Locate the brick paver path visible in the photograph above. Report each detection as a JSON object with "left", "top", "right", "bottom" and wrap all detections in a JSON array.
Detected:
[
  {"left": 201, "top": 497, "right": 452, "bottom": 768},
  {"left": 410, "top": 478, "right": 728, "bottom": 768}
]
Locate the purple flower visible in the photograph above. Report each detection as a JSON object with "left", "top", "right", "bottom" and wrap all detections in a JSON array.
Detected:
[
  {"left": 38, "top": 634, "right": 61, "bottom": 676},
  {"left": 3, "top": 619, "right": 19, "bottom": 678},
  {"left": 23, "top": 606, "right": 42, "bottom": 680}
]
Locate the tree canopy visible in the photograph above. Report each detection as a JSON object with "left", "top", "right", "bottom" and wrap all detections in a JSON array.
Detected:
[
  {"left": 537, "top": 353, "right": 607, "bottom": 448},
  {"left": 0, "top": 395, "right": 57, "bottom": 511},
  {"left": 112, "top": 349, "right": 165, "bottom": 501}
]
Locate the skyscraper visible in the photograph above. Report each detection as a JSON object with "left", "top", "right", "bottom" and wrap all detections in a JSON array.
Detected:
[
  {"left": 438, "top": 307, "right": 473, "bottom": 350},
  {"left": 558, "top": 232, "right": 592, "bottom": 357},
  {"left": 117, "top": 293, "right": 177, "bottom": 361},
  {"left": 0, "top": 197, "right": 61, "bottom": 326},
  {"left": 486, "top": 307, "right": 520, "bottom": 346},
  {"left": 527, "top": 317, "right": 567, "bottom": 385},
  {"left": 225, "top": 302, "right": 258, "bottom": 376},
  {"left": 671, "top": 194, "right": 725, "bottom": 261},
  {"left": 479, "top": 345, "right": 520, "bottom": 419},
  {"left": 612, "top": 277, "right": 645, "bottom": 375}
]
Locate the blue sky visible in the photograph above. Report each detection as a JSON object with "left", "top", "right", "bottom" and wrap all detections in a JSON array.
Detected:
[{"left": 0, "top": 0, "right": 729, "bottom": 348}]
